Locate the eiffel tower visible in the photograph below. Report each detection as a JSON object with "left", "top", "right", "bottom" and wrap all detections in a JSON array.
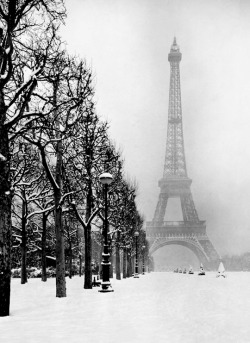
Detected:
[{"left": 146, "top": 38, "right": 219, "bottom": 270}]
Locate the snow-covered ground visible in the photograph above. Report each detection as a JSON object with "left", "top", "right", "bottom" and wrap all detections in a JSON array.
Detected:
[{"left": 1, "top": 272, "right": 250, "bottom": 343}]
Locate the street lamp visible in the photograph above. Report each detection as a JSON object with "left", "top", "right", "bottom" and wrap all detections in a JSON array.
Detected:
[
  {"left": 99, "top": 172, "right": 114, "bottom": 292},
  {"left": 127, "top": 243, "right": 132, "bottom": 277},
  {"left": 134, "top": 231, "right": 139, "bottom": 278},
  {"left": 142, "top": 245, "right": 146, "bottom": 275}
]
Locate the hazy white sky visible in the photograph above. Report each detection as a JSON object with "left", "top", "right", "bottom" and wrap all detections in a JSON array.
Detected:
[{"left": 61, "top": 0, "right": 250, "bottom": 256}]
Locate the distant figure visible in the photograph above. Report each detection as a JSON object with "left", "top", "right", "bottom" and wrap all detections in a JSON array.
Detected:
[
  {"left": 198, "top": 263, "right": 205, "bottom": 276},
  {"left": 216, "top": 261, "right": 226, "bottom": 278},
  {"left": 188, "top": 266, "right": 194, "bottom": 274},
  {"left": 183, "top": 268, "right": 187, "bottom": 274}
]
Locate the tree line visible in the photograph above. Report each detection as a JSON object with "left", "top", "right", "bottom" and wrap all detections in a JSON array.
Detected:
[
  {"left": 0, "top": 0, "right": 148, "bottom": 317},
  {"left": 222, "top": 253, "right": 250, "bottom": 271}
]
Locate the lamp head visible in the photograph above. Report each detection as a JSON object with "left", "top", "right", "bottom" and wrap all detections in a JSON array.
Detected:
[
  {"left": 134, "top": 231, "right": 139, "bottom": 237},
  {"left": 99, "top": 172, "right": 113, "bottom": 185}
]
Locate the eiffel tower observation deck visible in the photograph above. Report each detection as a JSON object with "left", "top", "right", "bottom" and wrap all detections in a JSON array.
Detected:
[{"left": 146, "top": 38, "right": 219, "bottom": 270}]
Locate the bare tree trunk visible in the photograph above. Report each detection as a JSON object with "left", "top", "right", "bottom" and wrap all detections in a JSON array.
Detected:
[
  {"left": 131, "top": 255, "right": 134, "bottom": 277},
  {"left": 126, "top": 252, "right": 130, "bottom": 277},
  {"left": 69, "top": 240, "right": 72, "bottom": 279},
  {"left": 99, "top": 243, "right": 103, "bottom": 279},
  {"left": 0, "top": 90, "right": 12, "bottom": 316},
  {"left": 54, "top": 135, "right": 66, "bottom": 297},
  {"left": 123, "top": 247, "right": 127, "bottom": 278},
  {"left": 0, "top": 192, "right": 11, "bottom": 316},
  {"left": 148, "top": 255, "right": 151, "bottom": 273},
  {"left": 109, "top": 247, "right": 114, "bottom": 278},
  {"left": 54, "top": 77, "right": 66, "bottom": 297},
  {"left": 20, "top": 242, "right": 27, "bottom": 283},
  {"left": 21, "top": 193, "right": 27, "bottom": 284},
  {"left": 127, "top": 252, "right": 132, "bottom": 278},
  {"left": 115, "top": 231, "right": 121, "bottom": 280},
  {"left": 116, "top": 244, "right": 121, "bottom": 280},
  {"left": 38, "top": 97, "right": 66, "bottom": 296},
  {"left": 41, "top": 213, "right": 47, "bottom": 282},
  {"left": 79, "top": 253, "right": 82, "bottom": 277},
  {"left": 84, "top": 224, "right": 92, "bottom": 288},
  {"left": 54, "top": 184, "right": 66, "bottom": 296}
]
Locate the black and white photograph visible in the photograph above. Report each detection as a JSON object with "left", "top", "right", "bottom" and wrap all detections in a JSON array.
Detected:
[{"left": 1, "top": 1, "right": 250, "bottom": 342}]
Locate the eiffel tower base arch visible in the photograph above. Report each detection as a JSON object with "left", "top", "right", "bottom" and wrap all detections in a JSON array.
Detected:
[{"left": 146, "top": 227, "right": 220, "bottom": 271}]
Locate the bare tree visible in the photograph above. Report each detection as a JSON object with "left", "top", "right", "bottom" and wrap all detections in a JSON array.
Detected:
[
  {"left": 0, "top": 0, "right": 65, "bottom": 316},
  {"left": 66, "top": 109, "right": 111, "bottom": 289},
  {"left": 11, "top": 140, "right": 54, "bottom": 284},
  {"left": 22, "top": 51, "right": 94, "bottom": 296}
]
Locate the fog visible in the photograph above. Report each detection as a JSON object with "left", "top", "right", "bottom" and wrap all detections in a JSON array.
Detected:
[{"left": 61, "top": 0, "right": 250, "bottom": 256}]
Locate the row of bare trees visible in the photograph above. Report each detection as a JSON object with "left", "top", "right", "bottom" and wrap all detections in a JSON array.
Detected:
[
  {"left": 0, "top": 1, "right": 148, "bottom": 317},
  {"left": 222, "top": 253, "right": 250, "bottom": 271}
]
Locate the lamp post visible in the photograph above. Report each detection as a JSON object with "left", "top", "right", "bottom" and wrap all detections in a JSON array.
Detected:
[
  {"left": 108, "top": 235, "right": 115, "bottom": 279},
  {"left": 127, "top": 244, "right": 132, "bottom": 278},
  {"left": 134, "top": 231, "right": 139, "bottom": 278},
  {"left": 99, "top": 172, "right": 114, "bottom": 292},
  {"left": 142, "top": 245, "right": 145, "bottom": 275}
]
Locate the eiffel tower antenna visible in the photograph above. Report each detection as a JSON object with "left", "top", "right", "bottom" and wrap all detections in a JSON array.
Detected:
[{"left": 146, "top": 38, "right": 219, "bottom": 270}]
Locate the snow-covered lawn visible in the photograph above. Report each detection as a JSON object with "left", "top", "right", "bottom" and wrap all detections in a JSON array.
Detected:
[{"left": 1, "top": 272, "right": 250, "bottom": 343}]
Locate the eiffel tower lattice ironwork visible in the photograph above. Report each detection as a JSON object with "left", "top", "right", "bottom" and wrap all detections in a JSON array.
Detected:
[{"left": 146, "top": 38, "right": 219, "bottom": 270}]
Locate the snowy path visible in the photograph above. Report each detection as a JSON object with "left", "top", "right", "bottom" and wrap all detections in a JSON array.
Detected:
[{"left": 1, "top": 272, "right": 250, "bottom": 343}]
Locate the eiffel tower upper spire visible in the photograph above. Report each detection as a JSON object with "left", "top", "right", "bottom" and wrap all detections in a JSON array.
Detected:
[
  {"left": 163, "top": 38, "right": 187, "bottom": 178},
  {"left": 170, "top": 37, "right": 180, "bottom": 52}
]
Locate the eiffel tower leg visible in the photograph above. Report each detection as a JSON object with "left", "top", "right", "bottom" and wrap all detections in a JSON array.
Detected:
[
  {"left": 193, "top": 247, "right": 210, "bottom": 269},
  {"left": 153, "top": 195, "right": 168, "bottom": 222},
  {"left": 180, "top": 193, "right": 199, "bottom": 222},
  {"left": 189, "top": 238, "right": 219, "bottom": 270},
  {"left": 198, "top": 238, "right": 220, "bottom": 270}
]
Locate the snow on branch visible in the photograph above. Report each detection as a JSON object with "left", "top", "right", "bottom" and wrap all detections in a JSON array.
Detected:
[
  {"left": 86, "top": 207, "right": 101, "bottom": 228},
  {"left": 27, "top": 205, "right": 55, "bottom": 220},
  {"left": 0, "top": 71, "right": 8, "bottom": 79},
  {"left": 71, "top": 203, "right": 87, "bottom": 229},
  {"left": 59, "top": 191, "right": 76, "bottom": 205},
  {"left": 0, "top": 153, "right": 7, "bottom": 161},
  {"left": 108, "top": 228, "right": 120, "bottom": 237},
  {"left": 6, "top": 67, "right": 41, "bottom": 109},
  {"left": 40, "top": 146, "right": 60, "bottom": 190}
]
